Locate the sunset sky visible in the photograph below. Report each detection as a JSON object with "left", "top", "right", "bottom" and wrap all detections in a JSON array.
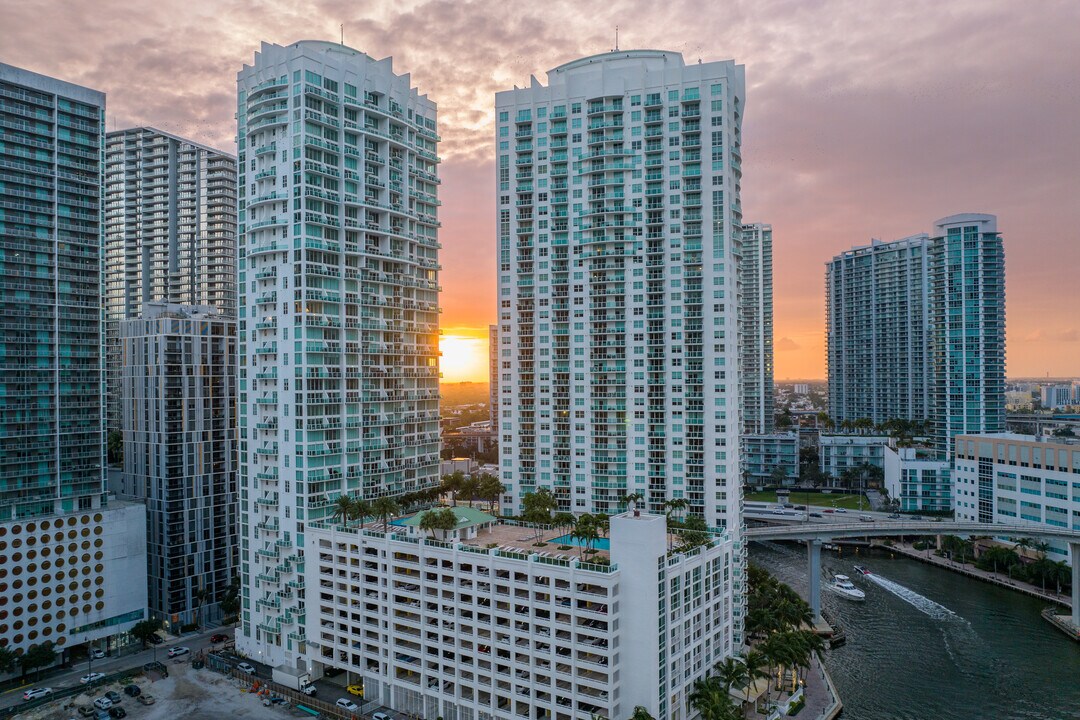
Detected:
[{"left": 5, "top": 0, "right": 1079, "bottom": 381}]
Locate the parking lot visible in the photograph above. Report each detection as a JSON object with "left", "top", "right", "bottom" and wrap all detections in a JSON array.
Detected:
[{"left": 12, "top": 660, "right": 309, "bottom": 720}]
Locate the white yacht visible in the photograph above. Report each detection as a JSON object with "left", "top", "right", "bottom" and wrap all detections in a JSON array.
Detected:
[{"left": 825, "top": 574, "right": 866, "bottom": 601}]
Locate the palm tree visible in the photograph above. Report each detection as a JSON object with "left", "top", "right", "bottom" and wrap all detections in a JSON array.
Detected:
[
  {"left": 628, "top": 707, "right": 656, "bottom": 720},
  {"left": 442, "top": 471, "right": 465, "bottom": 506},
  {"left": 478, "top": 474, "right": 505, "bottom": 513},
  {"left": 349, "top": 497, "right": 372, "bottom": 524},
  {"left": 573, "top": 515, "right": 599, "bottom": 559},
  {"left": 740, "top": 649, "right": 769, "bottom": 705},
  {"left": 552, "top": 512, "right": 576, "bottom": 539},
  {"left": 623, "top": 492, "right": 645, "bottom": 516},
  {"left": 459, "top": 474, "right": 480, "bottom": 507},
  {"left": 689, "top": 675, "right": 739, "bottom": 720},
  {"left": 714, "top": 656, "right": 750, "bottom": 695},
  {"left": 332, "top": 494, "right": 354, "bottom": 523},
  {"left": 372, "top": 496, "right": 401, "bottom": 530}
]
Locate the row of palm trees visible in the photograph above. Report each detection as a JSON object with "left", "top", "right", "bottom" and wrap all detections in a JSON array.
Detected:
[
  {"left": 686, "top": 564, "right": 824, "bottom": 719},
  {"left": 441, "top": 470, "right": 505, "bottom": 511},
  {"left": 329, "top": 473, "right": 508, "bottom": 529}
]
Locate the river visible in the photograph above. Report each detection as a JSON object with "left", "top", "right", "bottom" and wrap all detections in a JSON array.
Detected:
[{"left": 750, "top": 542, "right": 1080, "bottom": 720}]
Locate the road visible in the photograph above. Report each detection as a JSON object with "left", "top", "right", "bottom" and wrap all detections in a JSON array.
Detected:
[
  {"left": 0, "top": 627, "right": 233, "bottom": 711},
  {"left": 745, "top": 502, "right": 945, "bottom": 526}
]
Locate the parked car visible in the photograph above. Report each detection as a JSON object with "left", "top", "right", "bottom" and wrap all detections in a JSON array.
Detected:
[
  {"left": 345, "top": 684, "right": 364, "bottom": 697},
  {"left": 90, "top": 649, "right": 106, "bottom": 659},
  {"left": 104, "top": 691, "right": 122, "bottom": 704},
  {"left": 109, "top": 708, "right": 127, "bottom": 718},
  {"left": 80, "top": 672, "right": 107, "bottom": 685},
  {"left": 372, "top": 713, "right": 392, "bottom": 720},
  {"left": 95, "top": 711, "right": 110, "bottom": 720},
  {"left": 22, "top": 688, "right": 52, "bottom": 701},
  {"left": 236, "top": 662, "right": 256, "bottom": 674},
  {"left": 210, "top": 633, "right": 229, "bottom": 643},
  {"left": 147, "top": 634, "right": 164, "bottom": 645},
  {"left": 93, "top": 697, "right": 113, "bottom": 710},
  {"left": 167, "top": 646, "right": 190, "bottom": 659},
  {"left": 336, "top": 698, "right": 360, "bottom": 713},
  {"left": 123, "top": 685, "right": 141, "bottom": 697},
  {"left": 77, "top": 707, "right": 97, "bottom": 718},
  {"left": 136, "top": 695, "right": 156, "bottom": 706}
]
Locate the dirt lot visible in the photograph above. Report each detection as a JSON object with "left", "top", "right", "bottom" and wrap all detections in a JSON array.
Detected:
[{"left": 15, "top": 661, "right": 309, "bottom": 720}]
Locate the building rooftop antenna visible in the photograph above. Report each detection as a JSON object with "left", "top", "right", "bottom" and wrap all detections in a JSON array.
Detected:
[
  {"left": 340, "top": 23, "right": 344, "bottom": 45},
  {"left": 615, "top": 25, "right": 619, "bottom": 52}
]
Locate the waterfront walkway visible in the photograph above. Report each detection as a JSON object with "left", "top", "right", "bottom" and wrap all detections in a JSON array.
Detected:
[{"left": 880, "top": 541, "right": 1070, "bottom": 607}]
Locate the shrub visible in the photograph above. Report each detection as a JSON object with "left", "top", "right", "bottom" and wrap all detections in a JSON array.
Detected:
[
  {"left": 788, "top": 696, "right": 806, "bottom": 715},
  {"left": 533, "top": 542, "right": 548, "bottom": 547},
  {"left": 558, "top": 545, "right": 572, "bottom": 551}
]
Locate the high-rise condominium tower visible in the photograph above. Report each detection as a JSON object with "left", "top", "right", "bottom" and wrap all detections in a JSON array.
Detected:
[
  {"left": 928, "top": 214, "right": 1005, "bottom": 446},
  {"left": 0, "top": 63, "right": 147, "bottom": 656},
  {"left": 826, "top": 235, "right": 931, "bottom": 426},
  {"left": 120, "top": 302, "right": 237, "bottom": 628},
  {"left": 496, "top": 49, "right": 745, "bottom": 531},
  {"left": 826, "top": 214, "right": 1004, "bottom": 449},
  {"left": 236, "top": 41, "right": 441, "bottom": 668},
  {"left": 738, "top": 222, "right": 773, "bottom": 434},
  {"left": 104, "top": 127, "right": 237, "bottom": 433}
]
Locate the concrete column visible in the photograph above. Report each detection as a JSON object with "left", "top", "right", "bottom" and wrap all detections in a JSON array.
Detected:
[
  {"left": 1071, "top": 543, "right": 1080, "bottom": 627},
  {"left": 808, "top": 539, "right": 822, "bottom": 624}
]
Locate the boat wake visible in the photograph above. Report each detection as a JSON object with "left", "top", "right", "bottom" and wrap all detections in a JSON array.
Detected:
[{"left": 863, "top": 572, "right": 957, "bottom": 620}]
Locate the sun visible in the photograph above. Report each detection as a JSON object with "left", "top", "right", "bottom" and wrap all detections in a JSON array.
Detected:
[{"left": 439, "top": 333, "right": 488, "bottom": 383}]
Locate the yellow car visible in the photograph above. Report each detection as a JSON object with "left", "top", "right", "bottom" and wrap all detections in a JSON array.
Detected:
[{"left": 346, "top": 685, "right": 364, "bottom": 697}]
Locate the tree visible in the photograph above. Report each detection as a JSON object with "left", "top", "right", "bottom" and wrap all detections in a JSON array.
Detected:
[
  {"left": 441, "top": 471, "right": 466, "bottom": 506},
  {"left": 332, "top": 495, "right": 354, "bottom": 524},
  {"left": 131, "top": 618, "right": 163, "bottom": 647},
  {"left": 573, "top": 514, "right": 600, "bottom": 558},
  {"left": 219, "top": 576, "right": 241, "bottom": 619},
  {"left": 20, "top": 642, "right": 56, "bottom": 679},
  {"left": 622, "top": 492, "right": 645, "bottom": 515},
  {"left": 522, "top": 488, "right": 557, "bottom": 541},
  {"left": 459, "top": 474, "right": 480, "bottom": 508},
  {"left": 629, "top": 707, "right": 656, "bottom": 720},
  {"left": 372, "top": 496, "right": 401, "bottom": 529},
  {"left": 419, "top": 508, "right": 458, "bottom": 540},
  {"left": 107, "top": 430, "right": 123, "bottom": 466},
  {"left": 740, "top": 649, "right": 770, "bottom": 704},
  {"left": 769, "top": 465, "right": 788, "bottom": 487},
  {"left": 478, "top": 474, "right": 505, "bottom": 513},
  {"left": 713, "top": 656, "right": 750, "bottom": 695},
  {"left": 552, "top": 512, "right": 576, "bottom": 538},
  {"left": 0, "top": 644, "right": 17, "bottom": 675},
  {"left": 193, "top": 585, "right": 210, "bottom": 629},
  {"left": 689, "top": 675, "right": 739, "bottom": 720},
  {"left": 349, "top": 497, "right": 372, "bottom": 524}
]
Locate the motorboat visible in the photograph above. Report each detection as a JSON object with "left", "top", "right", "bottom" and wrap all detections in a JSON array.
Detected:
[
  {"left": 825, "top": 574, "right": 866, "bottom": 601},
  {"left": 853, "top": 565, "right": 871, "bottom": 576}
]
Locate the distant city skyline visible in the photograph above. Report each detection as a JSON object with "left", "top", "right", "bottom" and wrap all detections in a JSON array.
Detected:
[{"left": 3, "top": 1, "right": 1079, "bottom": 380}]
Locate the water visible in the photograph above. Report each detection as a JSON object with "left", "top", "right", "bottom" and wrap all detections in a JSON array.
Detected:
[
  {"left": 549, "top": 533, "right": 612, "bottom": 550},
  {"left": 752, "top": 542, "right": 1080, "bottom": 720}
]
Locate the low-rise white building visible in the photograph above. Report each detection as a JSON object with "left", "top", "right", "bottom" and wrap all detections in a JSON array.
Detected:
[
  {"left": 742, "top": 433, "right": 800, "bottom": 486},
  {"left": 953, "top": 433, "right": 1080, "bottom": 565},
  {"left": 305, "top": 511, "right": 741, "bottom": 719},
  {"left": 883, "top": 447, "right": 952, "bottom": 512},
  {"left": 819, "top": 435, "right": 895, "bottom": 479}
]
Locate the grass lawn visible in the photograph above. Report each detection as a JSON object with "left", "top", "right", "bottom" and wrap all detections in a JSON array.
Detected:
[{"left": 745, "top": 490, "right": 871, "bottom": 511}]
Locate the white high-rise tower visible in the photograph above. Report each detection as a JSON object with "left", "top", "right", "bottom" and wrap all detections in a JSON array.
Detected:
[
  {"left": 738, "top": 222, "right": 773, "bottom": 434},
  {"left": 236, "top": 41, "right": 441, "bottom": 669},
  {"left": 495, "top": 49, "right": 745, "bottom": 532}
]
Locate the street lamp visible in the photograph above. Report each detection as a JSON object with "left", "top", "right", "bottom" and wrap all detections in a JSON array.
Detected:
[{"left": 85, "top": 636, "right": 92, "bottom": 678}]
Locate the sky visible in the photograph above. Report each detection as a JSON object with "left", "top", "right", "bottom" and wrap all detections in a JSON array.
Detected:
[{"left": 4, "top": 0, "right": 1079, "bottom": 381}]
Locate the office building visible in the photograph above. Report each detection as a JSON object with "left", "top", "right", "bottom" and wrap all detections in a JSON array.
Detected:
[
  {"left": 927, "top": 214, "right": 1005, "bottom": 448},
  {"left": 307, "top": 511, "right": 739, "bottom": 719},
  {"left": 0, "top": 63, "right": 147, "bottom": 655},
  {"left": 496, "top": 50, "right": 746, "bottom": 531},
  {"left": 793, "top": 383, "right": 809, "bottom": 395},
  {"left": 236, "top": 41, "right": 441, "bottom": 669},
  {"left": 883, "top": 446, "right": 952, "bottom": 512},
  {"left": 953, "top": 433, "right": 1079, "bottom": 564},
  {"left": 1041, "top": 384, "right": 1075, "bottom": 410},
  {"left": 826, "top": 235, "right": 931, "bottom": 426},
  {"left": 738, "top": 223, "right": 773, "bottom": 434},
  {"left": 119, "top": 302, "right": 237, "bottom": 628},
  {"left": 104, "top": 127, "right": 237, "bottom": 435},
  {"left": 742, "top": 433, "right": 799, "bottom": 486}
]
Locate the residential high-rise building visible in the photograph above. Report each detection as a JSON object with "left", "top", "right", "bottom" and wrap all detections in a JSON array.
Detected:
[
  {"left": 928, "top": 214, "right": 1005, "bottom": 448},
  {"left": 496, "top": 50, "right": 746, "bottom": 533},
  {"left": 118, "top": 302, "right": 237, "bottom": 628},
  {"left": 236, "top": 41, "right": 441, "bottom": 669},
  {"left": 489, "top": 323, "right": 499, "bottom": 431},
  {"left": 826, "top": 235, "right": 931, "bottom": 426},
  {"left": 104, "top": 127, "right": 237, "bottom": 434},
  {"left": 826, "top": 214, "right": 1005, "bottom": 450},
  {"left": 738, "top": 222, "right": 773, "bottom": 434},
  {"left": 0, "top": 63, "right": 147, "bottom": 656}
]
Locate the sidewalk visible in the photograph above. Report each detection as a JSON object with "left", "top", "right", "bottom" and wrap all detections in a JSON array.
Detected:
[{"left": 881, "top": 541, "right": 1070, "bottom": 607}]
